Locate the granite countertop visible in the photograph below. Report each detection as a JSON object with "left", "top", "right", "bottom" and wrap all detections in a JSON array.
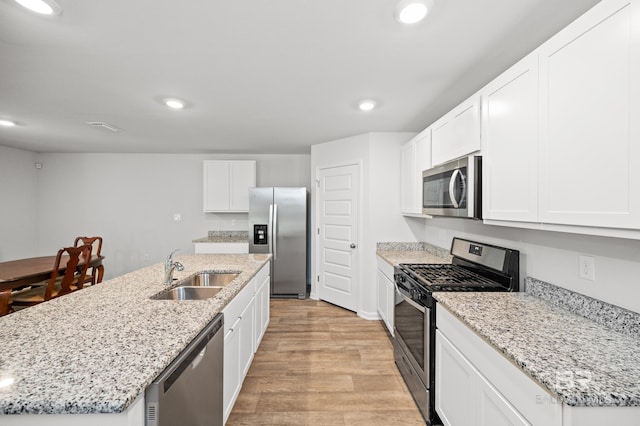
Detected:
[
  {"left": 434, "top": 292, "right": 640, "bottom": 407},
  {"left": 193, "top": 231, "right": 249, "bottom": 243},
  {"left": 0, "top": 253, "right": 270, "bottom": 415},
  {"left": 376, "top": 242, "right": 453, "bottom": 266}
]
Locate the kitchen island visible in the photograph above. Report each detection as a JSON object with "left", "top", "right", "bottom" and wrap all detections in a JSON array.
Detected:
[{"left": 0, "top": 253, "right": 270, "bottom": 425}]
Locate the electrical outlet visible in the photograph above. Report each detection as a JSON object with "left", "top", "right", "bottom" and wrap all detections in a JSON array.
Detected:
[
  {"left": 173, "top": 213, "right": 181, "bottom": 222},
  {"left": 579, "top": 256, "right": 595, "bottom": 281}
]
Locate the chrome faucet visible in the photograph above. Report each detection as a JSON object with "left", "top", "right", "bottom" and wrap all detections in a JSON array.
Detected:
[{"left": 164, "top": 249, "right": 184, "bottom": 284}]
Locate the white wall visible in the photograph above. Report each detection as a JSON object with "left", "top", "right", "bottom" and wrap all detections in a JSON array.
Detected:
[
  {"left": 407, "top": 216, "right": 640, "bottom": 314},
  {"left": 5, "top": 152, "right": 309, "bottom": 279},
  {"left": 310, "top": 132, "right": 415, "bottom": 318},
  {"left": 0, "top": 146, "right": 39, "bottom": 261}
]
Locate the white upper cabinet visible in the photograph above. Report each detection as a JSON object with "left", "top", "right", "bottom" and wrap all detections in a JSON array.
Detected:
[
  {"left": 401, "top": 128, "right": 431, "bottom": 215},
  {"left": 482, "top": 53, "right": 539, "bottom": 222},
  {"left": 203, "top": 160, "right": 256, "bottom": 212},
  {"left": 431, "top": 94, "right": 481, "bottom": 166},
  {"left": 538, "top": 0, "right": 640, "bottom": 230}
]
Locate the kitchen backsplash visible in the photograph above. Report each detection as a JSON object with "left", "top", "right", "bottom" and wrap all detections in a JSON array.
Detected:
[
  {"left": 525, "top": 277, "right": 640, "bottom": 338},
  {"left": 376, "top": 242, "right": 452, "bottom": 260}
]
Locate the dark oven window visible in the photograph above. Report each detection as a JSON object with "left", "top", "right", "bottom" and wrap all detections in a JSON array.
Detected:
[{"left": 395, "top": 298, "right": 425, "bottom": 370}]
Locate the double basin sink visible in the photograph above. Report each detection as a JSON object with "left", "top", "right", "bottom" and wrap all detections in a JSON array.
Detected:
[{"left": 152, "top": 271, "right": 240, "bottom": 300}]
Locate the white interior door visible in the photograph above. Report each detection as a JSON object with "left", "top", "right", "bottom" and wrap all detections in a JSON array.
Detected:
[{"left": 317, "top": 163, "right": 359, "bottom": 312}]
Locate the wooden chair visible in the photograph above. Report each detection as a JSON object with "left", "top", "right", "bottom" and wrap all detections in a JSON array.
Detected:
[
  {"left": 74, "top": 236, "right": 104, "bottom": 285},
  {"left": 11, "top": 245, "right": 91, "bottom": 308}
]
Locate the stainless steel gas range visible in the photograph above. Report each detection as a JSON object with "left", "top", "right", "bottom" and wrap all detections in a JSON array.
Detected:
[{"left": 393, "top": 238, "right": 519, "bottom": 425}]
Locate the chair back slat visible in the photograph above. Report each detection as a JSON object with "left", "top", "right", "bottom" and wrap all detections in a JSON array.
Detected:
[{"left": 45, "top": 245, "right": 91, "bottom": 299}]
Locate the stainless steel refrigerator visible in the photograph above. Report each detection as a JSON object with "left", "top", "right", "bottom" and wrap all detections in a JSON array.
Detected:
[{"left": 248, "top": 187, "right": 308, "bottom": 298}]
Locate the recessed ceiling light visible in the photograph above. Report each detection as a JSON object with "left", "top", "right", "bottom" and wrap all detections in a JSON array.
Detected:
[
  {"left": 395, "top": 0, "right": 433, "bottom": 24},
  {"left": 0, "top": 119, "right": 17, "bottom": 127},
  {"left": 15, "top": 0, "right": 62, "bottom": 15},
  {"left": 164, "top": 98, "right": 185, "bottom": 110},
  {"left": 358, "top": 100, "right": 377, "bottom": 112}
]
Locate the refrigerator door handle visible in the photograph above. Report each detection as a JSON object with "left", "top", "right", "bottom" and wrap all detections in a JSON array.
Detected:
[
  {"left": 268, "top": 204, "right": 274, "bottom": 255},
  {"left": 272, "top": 203, "right": 278, "bottom": 259}
]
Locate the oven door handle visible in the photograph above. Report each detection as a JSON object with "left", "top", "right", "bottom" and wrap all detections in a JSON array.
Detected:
[{"left": 398, "top": 290, "right": 426, "bottom": 313}]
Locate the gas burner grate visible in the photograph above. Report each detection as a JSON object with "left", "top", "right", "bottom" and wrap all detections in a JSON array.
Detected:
[{"left": 401, "top": 264, "right": 503, "bottom": 289}]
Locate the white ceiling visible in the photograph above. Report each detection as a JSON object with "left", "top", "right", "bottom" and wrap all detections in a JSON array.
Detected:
[{"left": 0, "top": 0, "right": 600, "bottom": 154}]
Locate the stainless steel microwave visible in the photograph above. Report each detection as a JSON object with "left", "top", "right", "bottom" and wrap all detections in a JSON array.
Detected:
[{"left": 422, "top": 156, "right": 482, "bottom": 219}]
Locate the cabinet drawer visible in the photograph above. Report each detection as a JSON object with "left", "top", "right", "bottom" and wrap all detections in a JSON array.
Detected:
[{"left": 223, "top": 279, "right": 255, "bottom": 334}]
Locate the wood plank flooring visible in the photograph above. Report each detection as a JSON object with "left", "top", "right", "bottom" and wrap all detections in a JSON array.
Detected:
[{"left": 226, "top": 299, "right": 426, "bottom": 425}]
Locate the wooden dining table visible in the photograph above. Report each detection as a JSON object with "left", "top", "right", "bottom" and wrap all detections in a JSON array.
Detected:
[{"left": 0, "top": 254, "right": 105, "bottom": 316}]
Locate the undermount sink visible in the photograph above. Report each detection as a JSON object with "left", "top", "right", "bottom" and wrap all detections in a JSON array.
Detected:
[
  {"left": 182, "top": 271, "right": 240, "bottom": 287},
  {"left": 153, "top": 286, "right": 224, "bottom": 300}
]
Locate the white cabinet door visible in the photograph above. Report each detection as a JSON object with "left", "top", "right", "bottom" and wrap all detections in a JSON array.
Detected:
[
  {"left": 204, "top": 161, "right": 231, "bottom": 212},
  {"left": 238, "top": 295, "right": 256, "bottom": 378},
  {"left": 436, "top": 330, "right": 477, "bottom": 426},
  {"left": 203, "top": 160, "right": 256, "bottom": 212},
  {"left": 376, "top": 257, "right": 396, "bottom": 335},
  {"left": 432, "top": 94, "right": 481, "bottom": 166},
  {"left": 538, "top": 0, "right": 640, "bottom": 229},
  {"left": 400, "top": 140, "right": 417, "bottom": 214},
  {"left": 254, "top": 273, "right": 269, "bottom": 350},
  {"left": 477, "top": 373, "right": 531, "bottom": 426},
  {"left": 430, "top": 115, "right": 451, "bottom": 167},
  {"left": 436, "top": 330, "right": 530, "bottom": 426},
  {"left": 383, "top": 273, "right": 394, "bottom": 334},
  {"left": 230, "top": 161, "right": 256, "bottom": 211},
  {"left": 401, "top": 129, "right": 431, "bottom": 216},
  {"left": 223, "top": 317, "right": 241, "bottom": 423},
  {"left": 194, "top": 242, "right": 249, "bottom": 254},
  {"left": 376, "top": 268, "right": 388, "bottom": 327},
  {"left": 482, "top": 52, "right": 539, "bottom": 222}
]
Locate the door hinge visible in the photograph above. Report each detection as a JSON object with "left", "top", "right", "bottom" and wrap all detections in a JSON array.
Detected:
[
  {"left": 317, "top": 228, "right": 320, "bottom": 235},
  {"left": 317, "top": 275, "right": 320, "bottom": 282}
]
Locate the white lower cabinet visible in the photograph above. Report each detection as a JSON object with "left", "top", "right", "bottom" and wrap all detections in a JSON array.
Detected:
[
  {"left": 436, "top": 305, "right": 562, "bottom": 426},
  {"left": 223, "top": 262, "right": 270, "bottom": 424},
  {"left": 436, "top": 305, "right": 640, "bottom": 426},
  {"left": 194, "top": 242, "right": 249, "bottom": 254},
  {"left": 223, "top": 315, "right": 242, "bottom": 423},
  {"left": 376, "top": 256, "right": 395, "bottom": 335},
  {"left": 254, "top": 270, "right": 270, "bottom": 349},
  {"left": 436, "top": 329, "right": 529, "bottom": 426}
]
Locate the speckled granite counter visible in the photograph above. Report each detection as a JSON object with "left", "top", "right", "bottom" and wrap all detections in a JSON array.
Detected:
[
  {"left": 193, "top": 231, "right": 248, "bottom": 243},
  {"left": 434, "top": 289, "right": 640, "bottom": 407},
  {"left": 0, "top": 254, "right": 270, "bottom": 415},
  {"left": 376, "top": 242, "right": 452, "bottom": 266}
]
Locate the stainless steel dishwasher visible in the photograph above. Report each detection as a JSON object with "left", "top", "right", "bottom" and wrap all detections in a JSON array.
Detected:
[{"left": 145, "top": 313, "right": 224, "bottom": 426}]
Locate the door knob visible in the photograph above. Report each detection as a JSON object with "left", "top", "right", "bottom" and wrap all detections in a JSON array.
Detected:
[{"left": 350, "top": 243, "right": 356, "bottom": 249}]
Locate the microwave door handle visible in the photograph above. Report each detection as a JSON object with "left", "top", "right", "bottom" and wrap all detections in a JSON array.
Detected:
[{"left": 449, "top": 169, "right": 461, "bottom": 208}]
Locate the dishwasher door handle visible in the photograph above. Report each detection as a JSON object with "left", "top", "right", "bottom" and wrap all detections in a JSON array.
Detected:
[{"left": 191, "top": 347, "right": 206, "bottom": 370}]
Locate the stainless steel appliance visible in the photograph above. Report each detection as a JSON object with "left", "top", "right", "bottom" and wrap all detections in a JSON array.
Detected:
[
  {"left": 393, "top": 238, "right": 519, "bottom": 425},
  {"left": 249, "top": 187, "right": 308, "bottom": 298},
  {"left": 422, "top": 156, "right": 482, "bottom": 219},
  {"left": 145, "top": 313, "right": 224, "bottom": 426}
]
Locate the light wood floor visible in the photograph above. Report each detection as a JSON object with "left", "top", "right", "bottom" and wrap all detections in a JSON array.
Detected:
[{"left": 226, "top": 299, "right": 426, "bottom": 425}]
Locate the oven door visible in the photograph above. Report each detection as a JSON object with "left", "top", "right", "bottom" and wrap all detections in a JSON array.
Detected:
[{"left": 394, "top": 286, "right": 430, "bottom": 386}]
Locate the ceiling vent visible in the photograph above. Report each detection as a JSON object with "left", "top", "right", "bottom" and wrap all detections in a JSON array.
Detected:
[{"left": 85, "top": 121, "right": 122, "bottom": 133}]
